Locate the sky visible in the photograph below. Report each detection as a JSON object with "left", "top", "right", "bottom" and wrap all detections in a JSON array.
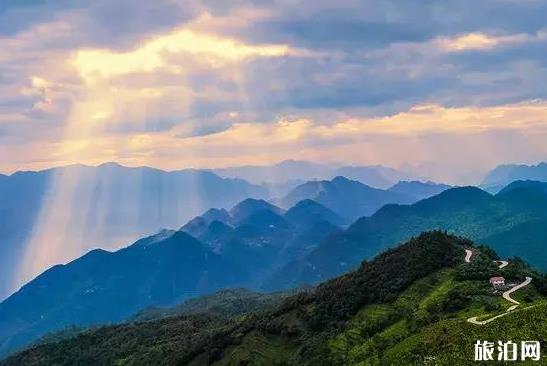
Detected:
[{"left": 1, "top": 0, "right": 547, "bottom": 183}]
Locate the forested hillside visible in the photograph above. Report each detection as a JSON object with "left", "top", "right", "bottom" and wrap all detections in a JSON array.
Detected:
[
  {"left": 4, "top": 232, "right": 545, "bottom": 365},
  {"left": 268, "top": 184, "right": 547, "bottom": 290}
]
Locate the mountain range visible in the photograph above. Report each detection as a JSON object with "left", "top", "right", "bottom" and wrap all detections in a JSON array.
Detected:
[
  {"left": 212, "top": 160, "right": 417, "bottom": 188},
  {"left": 0, "top": 165, "right": 448, "bottom": 303},
  {"left": 0, "top": 197, "right": 344, "bottom": 357},
  {"left": 267, "top": 181, "right": 547, "bottom": 290},
  {"left": 481, "top": 162, "right": 547, "bottom": 192},
  {"left": 2, "top": 181, "right": 547, "bottom": 358},
  {"left": 0, "top": 163, "right": 266, "bottom": 301},
  {"left": 279, "top": 177, "right": 450, "bottom": 222},
  {"left": 2, "top": 160, "right": 547, "bottom": 361},
  {"left": 3, "top": 232, "right": 546, "bottom": 365}
]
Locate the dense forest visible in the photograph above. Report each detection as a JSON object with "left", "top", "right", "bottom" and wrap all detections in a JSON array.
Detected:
[{"left": 4, "top": 231, "right": 546, "bottom": 365}]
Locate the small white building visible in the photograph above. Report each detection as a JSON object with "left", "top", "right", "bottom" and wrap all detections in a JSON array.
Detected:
[{"left": 490, "top": 276, "right": 505, "bottom": 287}]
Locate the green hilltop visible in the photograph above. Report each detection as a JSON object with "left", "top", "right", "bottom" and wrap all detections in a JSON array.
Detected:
[{"left": 3, "top": 231, "right": 546, "bottom": 366}]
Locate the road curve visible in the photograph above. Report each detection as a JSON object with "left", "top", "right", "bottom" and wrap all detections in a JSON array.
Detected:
[
  {"left": 502, "top": 276, "right": 532, "bottom": 305},
  {"left": 467, "top": 276, "right": 533, "bottom": 325},
  {"left": 464, "top": 249, "right": 473, "bottom": 263},
  {"left": 463, "top": 249, "right": 534, "bottom": 325},
  {"left": 467, "top": 312, "right": 513, "bottom": 325},
  {"left": 467, "top": 304, "right": 537, "bottom": 325},
  {"left": 496, "top": 260, "right": 509, "bottom": 269}
]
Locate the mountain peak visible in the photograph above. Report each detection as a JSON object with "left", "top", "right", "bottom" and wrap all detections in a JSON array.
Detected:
[
  {"left": 388, "top": 180, "right": 451, "bottom": 200},
  {"left": 331, "top": 175, "right": 360, "bottom": 186},
  {"left": 498, "top": 180, "right": 547, "bottom": 195},
  {"left": 285, "top": 199, "right": 344, "bottom": 227},
  {"left": 413, "top": 186, "right": 492, "bottom": 212},
  {"left": 230, "top": 198, "right": 283, "bottom": 224},
  {"left": 482, "top": 161, "right": 547, "bottom": 187},
  {"left": 201, "top": 208, "right": 232, "bottom": 224},
  {"left": 282, "top": 176, "right": 413, "bottom": 221},
  {"left": 97, "top": 161, "right": 124, "bottom": 169}
]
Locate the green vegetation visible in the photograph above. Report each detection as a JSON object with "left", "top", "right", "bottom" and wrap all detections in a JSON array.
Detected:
[
  {"left": 133, "top": 288, "right": 289, "bottom": 322},
  {"left": 269, "top": 185, "right": 547, "bottom": 291},
  {"left": 3, "top": 231, "right": 546, "bottom": 365}
]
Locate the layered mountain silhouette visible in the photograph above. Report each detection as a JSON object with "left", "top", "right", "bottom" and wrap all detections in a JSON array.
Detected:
[
  {"left": 0, "top": 230, "right": 246, "bottom": 357},
  {"left": 0, "top": 198, "right": 343, "bottom": 357},
  {"left": 284, "top": 199, "right": 345, "bottom": 228},
  {"left": 281, "top": 176, "right": 414, "bottom": 221},
  {"left": 213, "top": 160, "right": 416, "bottom": 188},
  {"left": 229, "top": 198, "right": 285, "bottom": 224},
  {"left": 387, "top": 180, "right": 451, "bottom": 201},
  {"left": 481, "top": 162, "right": 547, "bottom": 192},
  {"left": 267, "top": 182, "right": 547, "bottom": 290},
  {"left": 2, "top": 170, "right": 547, "bottom": 360},
  {"left": 0, "top": 163, "right": 266, "bottom": 301},
  {"left": 4, "top": 232, "right": 546, "bottom": 365}
]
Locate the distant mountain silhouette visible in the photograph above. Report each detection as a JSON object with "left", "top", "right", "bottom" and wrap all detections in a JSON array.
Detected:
[
  {"left": 284, "top": 199, "right": 345, "bottom": 227},
  {"left": 267, "top": 184, "right": 547, "bottom": 290},
  {"left": 181, "top": 198, "right": 343, "bottom": 262},
  {"left": 179, "top": 208, "right": 234, "bottom": 247},
  {"left": 332, "top": 165, "right": 414, "bottom": 188},
  {"left": 213, "top": 160, "right": 333, "bottom": 184},
  {"left": 213, "top": 160, "right": 416, "bottom": 188},
  {"left": 481, "top": 162, "right": 547, "bottom": 191},
  {"left": 0, "top": 196, "right": 351, "bottom": 355},
  {"left": 200, "top": 208, "right": 232, "bottom": 224},
  {"left": 0, "top": 163, "right": 266, "bottom": 301},
  {"left": 281, "top": 176, "right": 413, "bottom": 221},
  {"left": 388, "top": 180, "right": 451, "bottom": 201},
  {"left": 229, "top": 198, "right": 284, "bottom": 224}
]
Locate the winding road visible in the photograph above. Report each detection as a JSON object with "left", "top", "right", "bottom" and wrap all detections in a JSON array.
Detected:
[
  {"left": 464, "top": 249, "right": 473, "bottom": 263},
  {"left": 463, "top": 249, "right": 533, "bottom": 325},
  {"left": 496, "top": 260, "right": 509, "bottom": 269},
  {"left": 502, "top": 276, "right": 532, "bottom": 305}
]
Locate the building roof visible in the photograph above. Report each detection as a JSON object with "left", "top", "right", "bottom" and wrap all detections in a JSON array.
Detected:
[{"left": 490, "top": 276, "right": 505, "bottom": 282}]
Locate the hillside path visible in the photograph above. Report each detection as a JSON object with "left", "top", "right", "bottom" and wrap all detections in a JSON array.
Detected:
[
  {"left": 502, "top": 277, "right": 532, "bottom": 305},
  {"left": 496, "top": 260, "right": 509, "bottom": 269},
  {"left": 464, "top": 249, "right": 473, "bottom": 263},
  {"left": 463, "top": 249, "right": 533, "bottom": 325}
]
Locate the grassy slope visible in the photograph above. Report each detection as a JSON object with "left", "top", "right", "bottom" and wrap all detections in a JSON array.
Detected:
[
  {"left": 3, "top": 232, "right": 546, "bottom": 366},
  {"left": 214, "top": 271, "right": 546, "bottom": 366},
  {"left": 328, "top": 269, "right": 546, "bottom": 365},
  {"left": 214, "top": 240, "right": 547, "bottom": 365},
  {"left": 383, "top": 302, "right": 547, "bottom": 366}
]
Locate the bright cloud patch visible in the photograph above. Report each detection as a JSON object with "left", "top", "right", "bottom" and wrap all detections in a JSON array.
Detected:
[
  {"left": 2, "top": 0, "right": 547, "bottom": 184},
  {"left": 74, "top": 29, "right": 294, "bottom": 82},
  {"left": 437, "top": 32, "right": 530, "bottom": 52},
  {"left": 6, "top": 101, "right": 544, "bottom": 183}
]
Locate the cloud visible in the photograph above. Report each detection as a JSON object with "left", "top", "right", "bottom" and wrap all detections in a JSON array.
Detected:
[
  {"left": 4, "top": 100, "right": 545, "bottom": 183},
  {"left": 73, "top": 28, "right": 296, "bottom": 83},
  {"left": 2, "top": 0, "right": 547, "bottom": 183},
  {"left": 436, "top": 33, "right": 530, "bottom": 52}
]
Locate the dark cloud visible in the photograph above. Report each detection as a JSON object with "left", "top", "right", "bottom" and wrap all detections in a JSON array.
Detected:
[
  {"left": 235, "top": 0, "right": 547, "bottom": 51},
  {"left": 2, "top": 0, "right": 547, "bottom": 141},
  {"left": 0, "top": 0, "right": 199, "bottom": 49}
]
